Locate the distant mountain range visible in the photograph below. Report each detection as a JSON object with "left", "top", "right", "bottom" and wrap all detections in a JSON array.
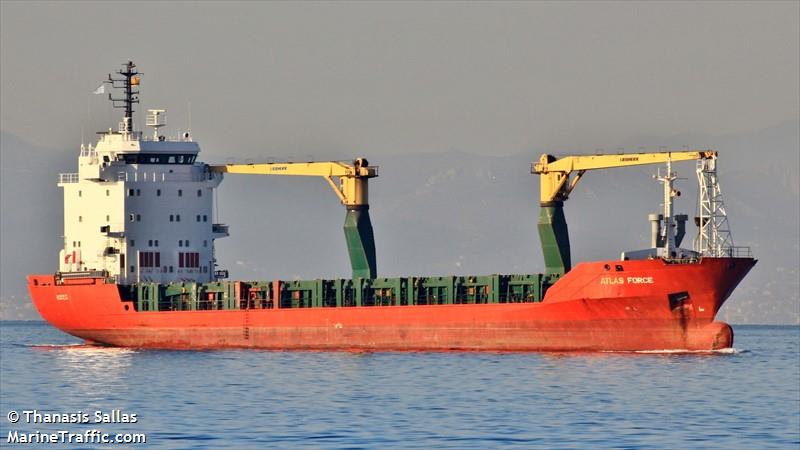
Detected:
[{"left": 2, "top": 120, "right": 797, "bottom": 324}]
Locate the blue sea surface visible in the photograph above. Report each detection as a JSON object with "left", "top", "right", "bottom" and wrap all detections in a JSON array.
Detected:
[{"left": 1, "top": 322, "right": 798, "bottom": 449}]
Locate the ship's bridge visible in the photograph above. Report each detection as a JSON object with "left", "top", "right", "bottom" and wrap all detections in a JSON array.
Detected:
[
  {"left": 78, "top": 131, "right": 202, "bottom": 180},
  {"left": 93, "top": 132, "right": 200, "bottom": 160},
  {"left": 90, "top": 109, "right": 199, "bottom": 165}
]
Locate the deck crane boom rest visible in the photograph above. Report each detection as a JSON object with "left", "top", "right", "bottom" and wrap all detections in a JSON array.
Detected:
[
  {"left": 531, "top": 150, "right": 717, "bottom": 276},
  {"left": 209, "top": 158, "right": 378, "bottom": 279}
]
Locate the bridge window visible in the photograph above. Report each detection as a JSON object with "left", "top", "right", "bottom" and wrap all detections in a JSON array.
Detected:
[{"left": 121, "top": 153, "right": 197, "bottom": 165}]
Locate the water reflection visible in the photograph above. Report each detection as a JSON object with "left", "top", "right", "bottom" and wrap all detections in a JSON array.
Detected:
[{"left": 38, "top": 345, "right": 137, "bottom": 401}]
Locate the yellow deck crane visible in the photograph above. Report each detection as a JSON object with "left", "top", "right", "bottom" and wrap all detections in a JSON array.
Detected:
[
  {"left": 531, "top": 150, "right": 717, "bottom": 276},
  {"left": 209, "top": 158, "right": 378, "bottom": 279}
]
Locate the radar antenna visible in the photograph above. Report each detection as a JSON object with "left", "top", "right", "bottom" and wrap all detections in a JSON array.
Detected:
[{"left": 107, "top": 61, "right": 141, "bottom": 133}]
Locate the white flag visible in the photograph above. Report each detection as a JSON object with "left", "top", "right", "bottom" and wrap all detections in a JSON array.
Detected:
[{"left": 93, "top": 84, "right": 105, "bottom": 95}]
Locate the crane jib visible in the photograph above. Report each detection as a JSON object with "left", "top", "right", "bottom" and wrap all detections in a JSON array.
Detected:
[{"left": 209, "top": 160, "right": 378, "bottom": 279}]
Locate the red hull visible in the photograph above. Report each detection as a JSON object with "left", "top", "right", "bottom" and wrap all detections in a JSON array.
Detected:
[{"left": 27, "top": 258, "right": 755, "bottom": 351}]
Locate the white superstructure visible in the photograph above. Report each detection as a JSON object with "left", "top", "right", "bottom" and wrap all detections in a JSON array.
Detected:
[{"left": 57, "top": 61, "right": 228, "bottom": 284}]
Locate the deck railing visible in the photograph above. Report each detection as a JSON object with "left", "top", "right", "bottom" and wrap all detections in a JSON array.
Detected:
[{"left": 727, "top": 246, "right": 753, "bottom": 258}]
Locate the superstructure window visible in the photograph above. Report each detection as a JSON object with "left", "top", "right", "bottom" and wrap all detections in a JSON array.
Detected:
[
  {"left": 78, "top": 216, "right": 82, "bottom": 222},
  {"left": 128, "top": 189, "right": 134, "bottom": 197},
  {"left": 176, "top": 214, "right": 181, "bottom": 222},
  {"left": 138, "top": 251, "right": 161, "bottom": 268},
  {"left": 106, "top": 215, "right": 110, "bottom": 221},
  {"left": 136, "top": 214, "right": 141, "bottom": 222},
  {"left": 78, "top": 190, "right": 82, "bottom": 197},
  {"left": 169, "top": 214, "right": 174, "bottom": 222},
  {"left": 106, "top": 189, "right": 110, "bottom": 196},
  {"left": 179, "top": 252, "right": 200, "bottom": 268},
  {"left": 178, "top": 189, "right": 183, "bottom": 197},
  {"left": 157, "top": 189, "right": 161, "bottom": 196},
  {"left": 197, "top": 189, "right": 202, "bottom": 197},
  {"left": 196, "top": 215, "right": 201, "bottom": 222},
  {"left": 203, "top": 215, "right": 208, "bottom": 222},
  {"left": 120, "top": 153, "right": 197, "bottom": 165}
]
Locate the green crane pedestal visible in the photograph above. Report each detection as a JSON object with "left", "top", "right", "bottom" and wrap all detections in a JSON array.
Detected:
[
  {"left": 344, "top": 206, "right": 377, "bottom": 279},
  {"left": 537, "top": 202, "right": 571, "bottom": 276}
]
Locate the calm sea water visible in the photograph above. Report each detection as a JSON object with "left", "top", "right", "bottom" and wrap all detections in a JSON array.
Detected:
[{"left": 1, "top": 322, "right": 798, "bottom": 449}]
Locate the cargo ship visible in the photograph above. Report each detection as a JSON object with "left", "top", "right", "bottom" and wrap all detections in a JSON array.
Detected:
[{"left": 27, "top": 62, "right": 756, "bottom": 351}]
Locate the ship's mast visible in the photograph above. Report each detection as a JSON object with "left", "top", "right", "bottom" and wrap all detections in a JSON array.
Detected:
[
  {"left": 655, "top": 159, "right": 679, "bottom": 257},
  {"left": 107, "top": 61, "right": 140, "bottom": 133}
]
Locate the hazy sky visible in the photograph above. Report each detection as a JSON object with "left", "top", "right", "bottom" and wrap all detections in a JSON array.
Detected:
[{"left": 1, "top": 1, "right": 798, "bottom": 158}]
